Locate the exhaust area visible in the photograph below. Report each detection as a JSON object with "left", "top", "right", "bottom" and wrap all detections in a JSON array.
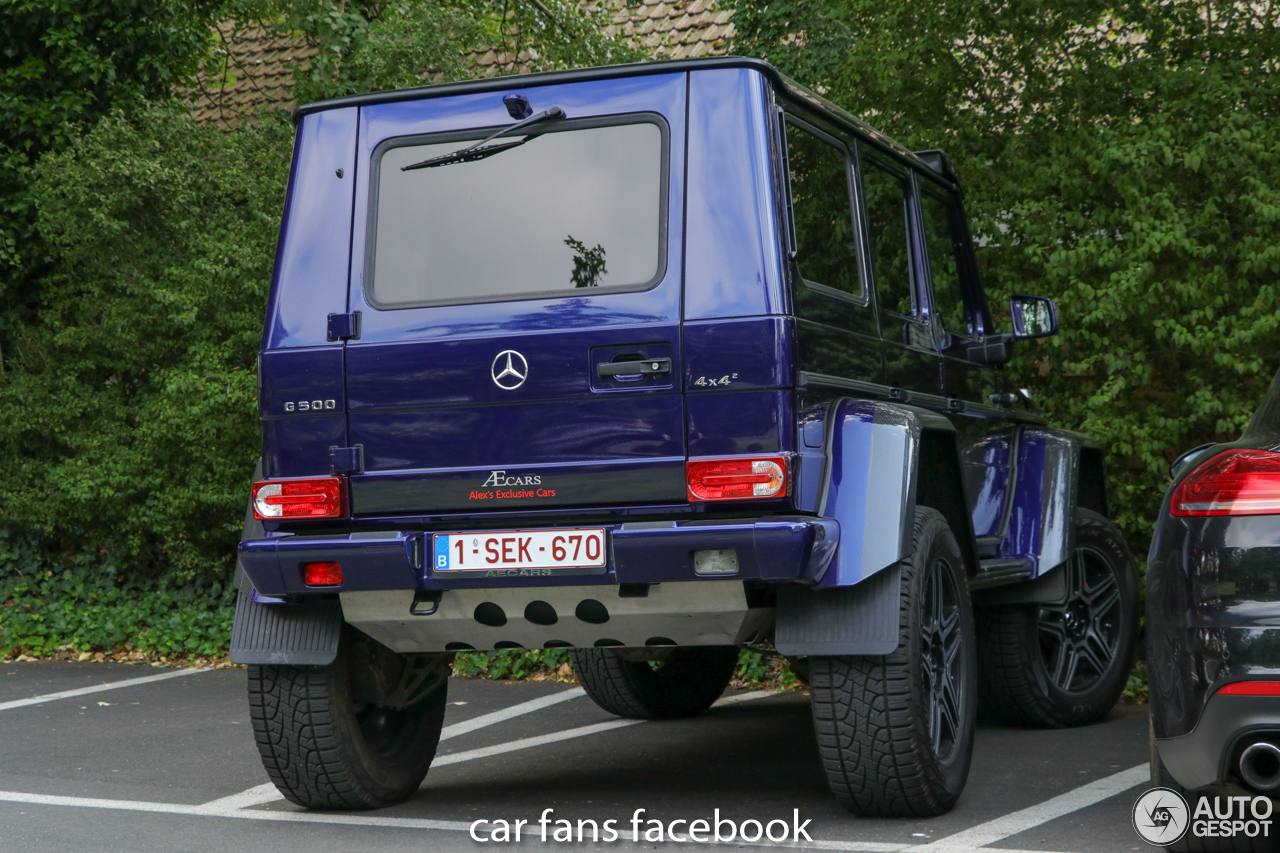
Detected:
[
  {"left": 340, "top": 581, "right": 774, "bottom": 653},
  {"left": 1239, "top": 741, "right": 1280, "bottom": 792}
]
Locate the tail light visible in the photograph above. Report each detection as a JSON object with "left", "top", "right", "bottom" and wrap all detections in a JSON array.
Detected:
[
  {"left": 1170, "top": 449, "right": 1280, "bottom": 517},
  {"left": 252, "top": 477, "right": 346, "bottom": 519},
  {"left": 1216, "top": 681, "right": 1280, "bottom": 696},
  {"left": 687, "top": 456, "right": 788, "bottom": 502},
  {"left": 302, "top": 562, "right": 343, "bottom": 587}
]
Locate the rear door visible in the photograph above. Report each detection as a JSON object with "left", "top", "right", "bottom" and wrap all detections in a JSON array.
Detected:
[{"left": 343, "top": 74, "right": 688, "bottom": 516}]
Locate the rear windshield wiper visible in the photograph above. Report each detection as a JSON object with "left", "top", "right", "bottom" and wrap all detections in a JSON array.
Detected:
[{"left": 401, "top": 106, "right": 566, "bottom": 171}]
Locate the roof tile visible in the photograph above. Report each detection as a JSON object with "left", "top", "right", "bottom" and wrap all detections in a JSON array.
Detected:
[{"left": 190, "top": 1, "right": 733, "bottom": 128}]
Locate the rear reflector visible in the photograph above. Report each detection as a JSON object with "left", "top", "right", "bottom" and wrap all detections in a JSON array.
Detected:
[
  {"left": 252, "top": 477, "right": 346, "bottom": 519},
  {"left": 302, "top": 562, "right": 343, "bottom": 587},
  {"left": 1216, "top": 681, "right": 1280, "bottom": 696},
  {"left": 1170, "top": 449, "right": 1280, "bottom": 517},
  {"left": 694, "top": 549, "right": 740, "bottom": 575},
  {"left": 687, "top": 456, "right": 788, "bottom": 502}
]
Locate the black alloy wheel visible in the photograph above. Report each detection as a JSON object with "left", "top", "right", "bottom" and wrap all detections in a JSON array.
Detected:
[
  {"left": 1037, "top": 545, "right": 1123, "bottom": 694},
  {"left": 922, "top": 553, "right": 966, "bottom": 763},
  {"left": 976, "top": 508, "right": 1139, "bottom": 728}
]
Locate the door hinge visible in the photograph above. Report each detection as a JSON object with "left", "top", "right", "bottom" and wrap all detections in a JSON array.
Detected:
[
  {"left": 329, "top": 444, "right": 364, "bottom": 474},
  {"left": 327, "top": 311, "right": 361, "bottom": 341}
]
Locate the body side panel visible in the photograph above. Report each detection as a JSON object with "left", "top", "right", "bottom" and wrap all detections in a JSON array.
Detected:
[
  {"left": 684, "top": 67, "right": 785, "bottom": 320},
  {"left": 960, "top": 426, "right": 1100, "bottom": 581},
  {"left": 817, "top": 399, "right": 921, "bottom": 587},
  {"left": 263, "top": 108, "right": 359, "bottom": 350}
]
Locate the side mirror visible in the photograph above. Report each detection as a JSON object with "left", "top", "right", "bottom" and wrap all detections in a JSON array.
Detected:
[{"left": 1010, "top": 294, "right": 1058, "bottom": 339}]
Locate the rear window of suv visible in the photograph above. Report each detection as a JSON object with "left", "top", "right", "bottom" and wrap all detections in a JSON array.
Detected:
[{"left": 366, "top": 115, "right": 668, "bottom": 309}]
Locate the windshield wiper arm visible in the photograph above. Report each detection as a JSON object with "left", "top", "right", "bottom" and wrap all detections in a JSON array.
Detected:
[{"left": 401, "top": 106, "right": 566, "bottom": 171}]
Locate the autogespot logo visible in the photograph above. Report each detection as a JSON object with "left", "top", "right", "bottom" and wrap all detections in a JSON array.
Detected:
[
  {"left": 491, "top": 350, "right": 528, "bottom": 390},
  {"left": 1133, "top": 788, "right": 1190, "bottom": 846}
]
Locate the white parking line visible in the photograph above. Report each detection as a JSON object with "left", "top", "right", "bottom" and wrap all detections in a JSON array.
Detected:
[
  {"left": 435, "top": 717, "right": 641, "bottom": 767},
  {"left": 712, "top": 689, "right": 777, "bottom": 707},
  {"left": 0, "top": 667, "right": 210, "bottom": 712},
  {"left": 915, "top": 763, "right": 1149, "bottom": 851},
  {"left": 224, "top": 688, "right": 779, "bottom": 810},
  {"left": 195, "top": 783, "right": 287, "bottom": 812},
  {"left": 434, "top": 689, "right": 776, "bottom": 768},
  {"left": 439, "top": 686, "right": 584, "bottom": 741}
]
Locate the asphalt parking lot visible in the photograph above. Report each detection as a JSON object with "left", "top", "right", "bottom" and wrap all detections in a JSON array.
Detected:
[{"left": 0, "top": 662, "right": 1155, "bottom": 853}]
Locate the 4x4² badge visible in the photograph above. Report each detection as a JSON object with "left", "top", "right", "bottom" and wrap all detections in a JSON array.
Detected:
[{"left": 491, "top": 350, "right": 528, "bottom": 389}]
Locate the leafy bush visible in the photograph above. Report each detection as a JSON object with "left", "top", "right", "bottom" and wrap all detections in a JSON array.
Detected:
[
  {"left": 0, "top": 0, "right": 218, "bottom": 268},
  {"left": 450, "top": 647, "right": 800, "bottom": 690},
  {"left": 729, "top": 0, "right": 1280, "bottom": 551},
  {"left": 734, "top": 649, "right": 799, "bottom": 691},
  {"left": 0, "top": 104, "right": 292, "bottom": 576},
  {"left": 453, "top": 648, "right": 572, "bottom": 680},
  {"left": 0, "top": 529, "right": 234, "bottom": 657}
]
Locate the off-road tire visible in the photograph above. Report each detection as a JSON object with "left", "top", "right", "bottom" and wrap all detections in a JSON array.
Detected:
[
  {"left": 1149, "top": 719, "right": 1275, "bottom": 852},
  {"left": 568, "top": 645, "right": 738, "bottom": 719},
  {"left": 977, "top": 508, "right": 1139, "bottom": 728},
  {"left": 248, "top": 629, "right": 448, "bottom": 809},
  {"left": 809, "top": 507, "right": 978, "bottom": 817}
]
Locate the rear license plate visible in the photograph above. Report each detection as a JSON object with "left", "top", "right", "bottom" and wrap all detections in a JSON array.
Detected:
[{"left": 432, "top": 528, "right": 607, "bottom": 572}]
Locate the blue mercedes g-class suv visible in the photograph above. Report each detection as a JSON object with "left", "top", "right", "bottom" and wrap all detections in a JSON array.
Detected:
[{"left": 230, "top": 57, "right": 1139, "bottom": 817}]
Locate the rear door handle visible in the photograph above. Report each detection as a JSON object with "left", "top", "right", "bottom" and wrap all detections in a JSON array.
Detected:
[{"left": 597, "top": 357, "right": 672, "bottom": 378}]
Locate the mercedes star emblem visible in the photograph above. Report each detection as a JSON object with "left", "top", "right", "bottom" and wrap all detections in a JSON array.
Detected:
[{"left": 491, "top": 350, "right": 529, "bottom": 390}]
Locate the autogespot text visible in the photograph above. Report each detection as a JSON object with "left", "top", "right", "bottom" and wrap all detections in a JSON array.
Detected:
[{"left": 470, "top": 809, "right": 814, "bottom": 843}]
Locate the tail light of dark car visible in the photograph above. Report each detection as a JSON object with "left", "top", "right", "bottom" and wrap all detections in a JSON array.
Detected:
[
  {"left": 1171, "top": 449, "right": 1280, "bottom": 517},
  {"left": 1215, "top": 681, "right": 1280, "bottom": 696},
  {"left": 687, "top": 456, "right": 788, "bottom": 502},
  {"left": 252, "top": 476, "right": 347, "bottom": 520}
]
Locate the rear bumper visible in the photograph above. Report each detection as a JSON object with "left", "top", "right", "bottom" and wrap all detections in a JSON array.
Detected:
[
  {"left": 238, "top": 516, "right": 840, "bottom": 597},
  {"left": 1156, "top": 694, "right": 1280, "bottom": 789}
]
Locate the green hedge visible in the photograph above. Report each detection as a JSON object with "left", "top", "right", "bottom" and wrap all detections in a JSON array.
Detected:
[
  {"left": 0, "top": 529, "right": 234, "bottom": 657},
  {"left": 0, "top": 105, "right": 291, "bottom": 577}
]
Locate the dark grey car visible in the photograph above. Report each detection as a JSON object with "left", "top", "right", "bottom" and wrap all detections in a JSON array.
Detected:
[{"left": 1148, "top": 368, "right": 1280, "bottom": 850}]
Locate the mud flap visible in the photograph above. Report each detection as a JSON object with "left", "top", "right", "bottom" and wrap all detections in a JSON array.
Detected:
[
  {"left": 229, "top": 593, "right": 343, "bottom": 666},
  {"left": 774, "top": 565, "right": 901, "bottom": 656}
]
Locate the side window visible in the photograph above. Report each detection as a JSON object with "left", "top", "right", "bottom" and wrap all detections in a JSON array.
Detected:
[
  {"left": 859, "top": 157, "right": 914, "bottom": 319},
  {"left": 785, "top": 121, "right": 861, "bottom": 298},
  {"left": 919, "top": 188, "right": 969, "bottom": 337}
]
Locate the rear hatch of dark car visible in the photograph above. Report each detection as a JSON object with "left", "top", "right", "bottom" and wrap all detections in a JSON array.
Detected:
[{"left": 341, "top": 73, "right": 690, "bottom": 516}]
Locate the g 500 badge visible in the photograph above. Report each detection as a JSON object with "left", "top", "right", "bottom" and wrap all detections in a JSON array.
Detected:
[{"left": 284, "top": 399, "right": 337, "bottom": 412}]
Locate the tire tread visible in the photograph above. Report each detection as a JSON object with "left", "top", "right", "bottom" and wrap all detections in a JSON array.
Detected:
[{"left": 809, "top": 507, "right": 975, "bottom": 817}]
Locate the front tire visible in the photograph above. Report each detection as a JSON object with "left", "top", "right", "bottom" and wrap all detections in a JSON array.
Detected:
[
  {"left": 568, "top": 645, "right": 738, "bottom": 719},
  {"left": 248, "top": 628, "right": 448, "bottom": 809},
  {"left": 977, "top": 508, "right": 1139, "bottom": 728},
  {"left": 809, "top": 507, "right": 978, "bottom": 817}
]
